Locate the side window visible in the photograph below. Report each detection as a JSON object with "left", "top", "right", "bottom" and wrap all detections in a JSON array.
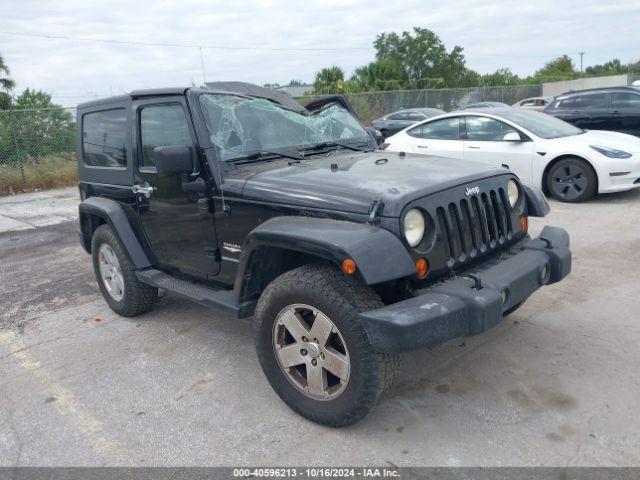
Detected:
[
  {"left": 465, "top": 116, "right": 519, "bottom": 142},
  {"left": 387, "top": 112, "right": 407, "bottom": 120},
  {"left": 82, "top": 109, "right": 128, "bottom": 167},
  {"left": 521, "top": 100, "right": 535, "bottom": 107},
  {"left": 139, "top": 104, "right": 195, "bottom": 168},
  {"left": 579, "top": 93, "right": 607, "bottom": 109},
  {"left": 557, "top": 97, "right": 578, "bottom": 109},
  {"left": 408, "top": 118, "right": 460, "bottom": 140},
  {"left": 405, "top": 112, "right": 425, "bottom": 121},
  {"left": 611, "top": 92, "right": 640, "bottom": 108}
]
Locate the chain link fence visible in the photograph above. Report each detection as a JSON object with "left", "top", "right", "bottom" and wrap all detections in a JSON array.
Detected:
[
  {"left": 0, "top": 107, "right": 77, "bottom": 193},
  {"left": 303, "top": 85, "right": 544, "bottom": 124}
]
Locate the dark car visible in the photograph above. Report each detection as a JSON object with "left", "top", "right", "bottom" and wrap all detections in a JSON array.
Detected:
[
  {"left": 76, "top": 84, "right": 571, "bottom": 427},
  {"left": 372, "top": 108, "right": 444, "bottom": 137},
  {"left": 544, "top": 86, "right": 640, "bottom": 136},
  {"left": 460, "top": 101, "right": 510, "bottom": 110}
]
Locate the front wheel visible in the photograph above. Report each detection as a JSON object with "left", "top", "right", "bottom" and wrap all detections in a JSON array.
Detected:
[
  {"left": 547, "top": 157, "right": 597, "bottom": 202},
  {"left": 254, "top": 264, "right": 399, "bottom": 427}
]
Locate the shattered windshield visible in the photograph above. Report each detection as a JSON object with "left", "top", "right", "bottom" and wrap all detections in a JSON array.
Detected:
[{"left": 198, "top": 94, "right": 372, "bottom": 161}]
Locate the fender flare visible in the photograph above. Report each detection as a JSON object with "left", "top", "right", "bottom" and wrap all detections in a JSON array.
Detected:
[
  {"left": 78, "top": 197, "right": 152, "bottom": 269},
  {"left": 234, "top": 216, "right": 416, "bottom": 299},
  {"left": 522, "top": 183, "right": 550, "bottom": 217}
]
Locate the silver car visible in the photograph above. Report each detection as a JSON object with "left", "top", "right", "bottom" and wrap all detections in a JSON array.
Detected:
[{"left": 512, "top": 96, "right": 554, "bottom": 111}]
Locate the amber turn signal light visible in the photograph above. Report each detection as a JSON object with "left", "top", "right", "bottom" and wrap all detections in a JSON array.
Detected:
[
  {"left": 520, "top": 216, "right": 528, "bottom": 232},
  {"left": 416, "top": 258, "right": 429, "bottom": 278},
  {"left": 341, "top": 258, "right": 357, "bottom": 275}
]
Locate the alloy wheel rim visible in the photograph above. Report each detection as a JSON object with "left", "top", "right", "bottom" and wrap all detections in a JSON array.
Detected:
[
  {"left": 272, "top": 304, "right": 350, "bottom": 401},
  {"left": 98, "top": 244, "right": 125, "bottom": 301},
  {"left": 551, "top": 164, "right": 588, "bottom": 200}
]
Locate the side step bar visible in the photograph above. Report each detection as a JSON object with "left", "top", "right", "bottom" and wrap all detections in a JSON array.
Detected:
[{"left": 136, "top": 268, "right": 254, "bottom": 318}]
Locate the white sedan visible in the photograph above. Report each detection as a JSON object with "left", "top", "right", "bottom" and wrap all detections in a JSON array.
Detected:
[{"left": 383, "top": 108, "right": 640, "bottom": 202}]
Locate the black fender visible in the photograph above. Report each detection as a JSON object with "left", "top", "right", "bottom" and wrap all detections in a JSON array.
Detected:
[
  {"left": 234, "top": 216, "right": 416, "bottom": 301},
  {"left": 523, "top": 183, "right": 550, "bottom": 217},
  {"left": 78, "top": 197, "right": 152, "bottom": 269}
]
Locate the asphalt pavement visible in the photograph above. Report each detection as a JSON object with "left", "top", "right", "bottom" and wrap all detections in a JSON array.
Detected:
[{"left": 0, "top": 187, "right": 639, "bottom": 466}]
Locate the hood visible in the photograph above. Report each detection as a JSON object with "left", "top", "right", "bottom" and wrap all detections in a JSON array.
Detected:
[
  {"left": 230, "top": 151, "right": 508, "bottom": 217},
  {"left": 576, "top": 130, "right": 640, "bottom": 153}
]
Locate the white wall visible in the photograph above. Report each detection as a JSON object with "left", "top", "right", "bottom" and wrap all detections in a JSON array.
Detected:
[{"left": 542, "top": 74, "right": 629, "bottom": 97}]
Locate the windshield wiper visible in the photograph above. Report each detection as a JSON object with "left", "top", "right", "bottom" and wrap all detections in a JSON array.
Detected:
[
  {"left": 227, "top": 149, "right": 302, "bottom": 164},
  {"left": 303, "top": 140, "right": 370, "bottom": 153}
]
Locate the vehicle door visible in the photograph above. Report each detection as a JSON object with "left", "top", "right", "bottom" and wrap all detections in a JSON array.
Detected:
[
  {"left": 610, "top": 90, "right": 640, "bottom": 136},
  {"left": 549, "top": 95, "right": 586, "bottom": 126},
  {"left": 404, "top": 116, "right": 464, "bottom": 158},
  {"left": 576, "top": 92, "right": 610, "bottom": 131},
  {"left": 462, "top": 115, "right": 534, "bottom": 181},
  {"left": 133, "top": 97, "right": 220, "bottom": 279}
]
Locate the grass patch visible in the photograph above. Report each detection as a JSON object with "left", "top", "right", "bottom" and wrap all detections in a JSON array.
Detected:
[{"left": 0, "top": 153, "right": 78, "bottom": 195}]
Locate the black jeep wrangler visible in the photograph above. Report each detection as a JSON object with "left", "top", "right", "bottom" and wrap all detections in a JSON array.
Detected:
[{"left": 77, "top": 84, "right": 571, "bottom": 426}]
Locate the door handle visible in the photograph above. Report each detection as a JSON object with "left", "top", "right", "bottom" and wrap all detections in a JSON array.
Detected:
[
  {"left": 132, "top": 182, "right": 156, "bottom": 198},
  {"left": 467, "top": 145, "right": 480, "bottom": 149},
  {"left": 612, "top": 110, "right": 621, "bottom": 115},
  {"left": 417, "top": 145, "right": 428, "bottom": 149}
]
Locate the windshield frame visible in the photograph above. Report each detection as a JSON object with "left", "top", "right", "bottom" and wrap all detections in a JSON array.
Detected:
[{"left": 195, "top": 92, "right": 375, "bottom": 163}]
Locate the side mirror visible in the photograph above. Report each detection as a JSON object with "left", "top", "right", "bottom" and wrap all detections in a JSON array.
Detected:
[
  {"left": 503, "top": 132, "right": 522, "bottom": 142},
  {"left": 152, "top": 145, "right": 193, "bottom": 177},
  {"left": 366, "top": 127, "right": 385, "bottom": 146}
]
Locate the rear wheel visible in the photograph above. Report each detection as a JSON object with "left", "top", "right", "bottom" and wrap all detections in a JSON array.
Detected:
[
  {"left": 547, "top": 157, "right": 597, "bottom": 202},
  {"left": 254, "top": 264, "right": 399, "bottom": 427}
]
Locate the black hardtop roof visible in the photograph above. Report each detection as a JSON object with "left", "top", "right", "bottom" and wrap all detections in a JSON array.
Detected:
[
  {"left": 77, "top": 83, "right": 308, "bottom": 114},
  {"left": 77, "top": 87, "right": 189, "bottom": 109},
  {"left": 558, "top": 85, "right": 640, "bottom": 98}
]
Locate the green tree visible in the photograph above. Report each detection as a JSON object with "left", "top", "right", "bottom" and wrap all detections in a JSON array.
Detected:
[
  {"left": 0, "top": 53, "right": 15, "bottom": 110},
  {"left": 288, "top": 79, "right": 303, "bottom": 86},
  {"left": 532, "top": 55, "right": 576, "bottom": 82},
  {"left": 585, "top": 59, "right": 626, "bottom": 76},
  {"left": 479, "top": 68, "right": 522, "bottom": 87},
  {"left": 313, "top": 66, "right": 349, "bottom": 94},
  {"left": 350, "top": 59, "right": 407, "bottom": 91},
  {"left": 373, "top": 27, "right": 469, "bottom": 88},
  {"left": 11, "top": 89, "right": 75, "bottom": 160}
]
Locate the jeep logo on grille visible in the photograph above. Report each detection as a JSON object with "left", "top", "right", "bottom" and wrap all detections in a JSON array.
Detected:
[{"left": 465, "top": 186, "right": 480, "bottom": 196}]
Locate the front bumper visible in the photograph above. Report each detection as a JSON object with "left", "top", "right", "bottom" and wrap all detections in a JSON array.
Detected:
[{"left": 360, "top": 226, "right": 571, "bottom": 352}]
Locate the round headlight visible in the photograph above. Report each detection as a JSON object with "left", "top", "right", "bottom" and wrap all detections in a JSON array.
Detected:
[
  {"left": 507, "top": 179, "right": 519, "bottom": 208},
  {"left": 403, "top": 209, "right": 425, "bottom": 247}
]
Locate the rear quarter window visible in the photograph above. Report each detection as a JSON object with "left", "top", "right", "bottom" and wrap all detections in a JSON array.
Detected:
[{"left": 82, "top": 109, "right": 128, "bottom": 167}]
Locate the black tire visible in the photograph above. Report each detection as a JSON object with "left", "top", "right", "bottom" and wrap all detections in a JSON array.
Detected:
[
  {"left": 91, "top": 224, "right": 158, "bottom": 317},
  {"left": 546, "top": 157, "right": 597, "bottom": 202},
  {"left": 254, "top": 264, "right": 400, "bottom": 427}
]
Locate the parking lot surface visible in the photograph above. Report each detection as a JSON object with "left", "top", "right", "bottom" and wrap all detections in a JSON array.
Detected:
[{"left": 0, "top": 187, "right": 639, "bottom": 466}]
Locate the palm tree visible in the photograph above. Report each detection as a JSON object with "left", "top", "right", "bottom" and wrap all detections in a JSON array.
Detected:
[
  {"left": 313, "top": 66, "right": 346, "bottom": 94},
  {"left": 0, "top": 53, "right": 15, "bottom": 110}
]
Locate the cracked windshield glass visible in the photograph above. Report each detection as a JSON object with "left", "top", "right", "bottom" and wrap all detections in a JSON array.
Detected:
[{"left": 198, "top": 94, "right": 371, "bottom": 161}]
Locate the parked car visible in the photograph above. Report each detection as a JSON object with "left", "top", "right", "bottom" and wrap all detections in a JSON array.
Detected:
[
  {"left": 512, "top": 96, "right": 554, "bottom": 111},
  {"left": 460, "top": 101, "right": 510, "bottom": 109},
  {"left": 76, "top": 85, "right": 571, "bottom": 426},
  {"left": 371, "top": 107, "right": 444, "bottom": 137},
  {"left": 544, "top": 86, "right": 640, "bottom": 137},
  {"left": 384, "top": 108, "right": 640, "bottom": 202}
]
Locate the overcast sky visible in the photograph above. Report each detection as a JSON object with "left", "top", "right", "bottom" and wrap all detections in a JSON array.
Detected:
[{"left": 1, "top": 0, "right": 638, "bottom": 107}]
